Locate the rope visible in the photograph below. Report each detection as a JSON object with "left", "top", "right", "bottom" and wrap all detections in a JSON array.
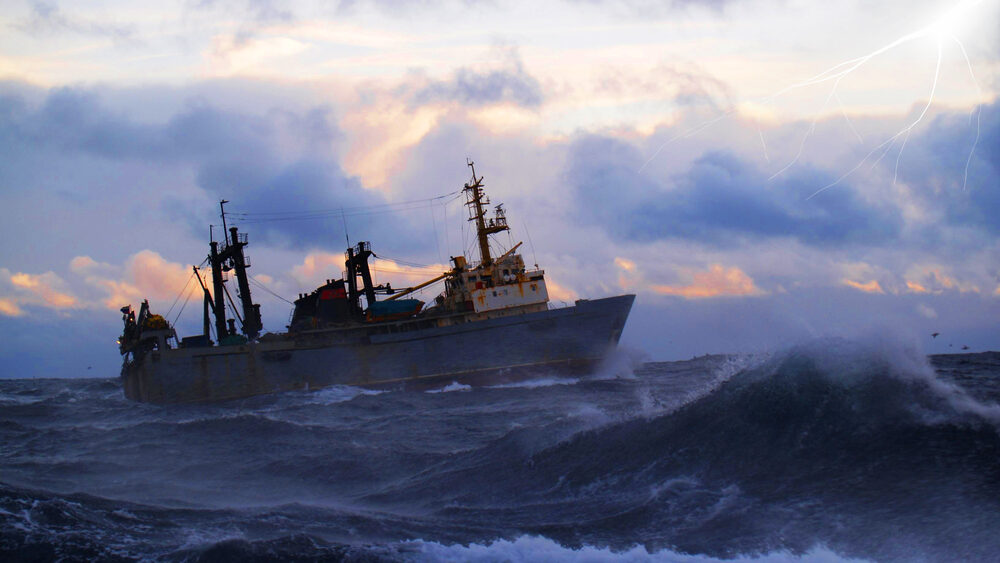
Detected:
[
  {"left": 249, "top": 275, "right": 295, "bottom": 305},
  {"left": 172, "top": 281, "right": 196, "bottom": 326},
  {"left": 165, "top": 270, "right": 197, "bottom": 318},
  {"left": 373, "top": 255, "right": 442, "bottom": 270},
  {"left": 228, "top": 191, "right": 461, "bottom": 224},
  {"left": 222, "top": 284, "right": 244, "bottom": 325}
]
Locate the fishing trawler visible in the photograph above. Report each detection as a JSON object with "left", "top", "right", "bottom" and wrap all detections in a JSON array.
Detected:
[{"left": 117, "top": 161, "right": 635, "bottom": 404}]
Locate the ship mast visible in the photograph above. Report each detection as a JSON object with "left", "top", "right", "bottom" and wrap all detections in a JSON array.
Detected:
[
  {"left": 208, "top": 201, "right": 262, "bottom": 340},
  {"left": 463, "top": 159, "right": 508, "bottom": 267}
]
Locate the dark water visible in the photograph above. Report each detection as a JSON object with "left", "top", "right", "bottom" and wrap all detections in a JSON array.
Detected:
[{"left": 2, "top": 339, "right": 999, "bottom": 562}]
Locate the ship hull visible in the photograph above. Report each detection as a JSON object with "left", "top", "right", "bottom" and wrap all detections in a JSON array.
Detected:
[{"left": 121, "top": 295, "right": 635, "bottom": 404}]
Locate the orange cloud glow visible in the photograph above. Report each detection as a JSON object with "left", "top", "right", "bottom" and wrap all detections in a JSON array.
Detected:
[
  {"left": 292, "top": 252, "right": 450, "bottom": 296},
  {"left": 8, "top": 271, "right": 78, "bottom": 308},
  {"left": 614, "top": 257, "right": 638, "bottom": 290},
  {"left": 545, "top": 278, "right": 578, "bottom": 302},
  {"left": 290, "top": 252, "right": 344, "bottom": 289},
  {"left": 842, "top": 279, "right": 885, "bottom": 294},
  {"left": 652, "top": 265, "right": 761, "bottom": 299},
  {"left": 0, "top": 298, "right": 23, "bottom": 317},
  {"left": 904, "top": 267, "right": 980, "bottom": 294},
  {"left": 71, "top": 251, "right": 194, "bottom": 310}
]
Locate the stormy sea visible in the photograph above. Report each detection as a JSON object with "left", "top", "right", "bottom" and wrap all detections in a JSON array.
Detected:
[{"left": 2, "top": 339, "right": 999, "bottom": 562}]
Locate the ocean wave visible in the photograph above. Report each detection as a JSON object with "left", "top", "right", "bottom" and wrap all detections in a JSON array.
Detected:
[
  {"left": 404, "top": 535, "right": 871, "bottom": 562},
  {"left": 426, "top": 381, "right": 473, "bottom": 393},
  {"left": 297, "top": 384, "right": 386, "bottom": 405},
  {"left": 487, "top": 377, "right": 580, "bottom": 390},
  {"left": 3, "top": 345, "right": 999, "bottom": 561}
]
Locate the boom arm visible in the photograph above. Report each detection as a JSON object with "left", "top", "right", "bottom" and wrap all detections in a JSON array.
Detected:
[{"left": 385, "top": 272, "right": 450, "bottom": 301}]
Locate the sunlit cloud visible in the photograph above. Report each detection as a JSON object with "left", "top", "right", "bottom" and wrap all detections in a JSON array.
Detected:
[
  {"left": 651, "top": 264, "right": 762, "bottom": 299},
  {"left": 903, "top": 266, "right": 981, "bottom": 294},
  {"left": 6, "top": 270, "right": 78, "bottom": 309},
  {"left": 70, "top": 251, "right": 194, "bottom": 310},
  {"left": 842, "top": 279, "right": 885, "bottom": 294},
  {"left": 614, "top": 257, "right": 639, "bottom": 290},
  {"left": 290, "top": 251, "right": 343, "bottom": 289},
  {"left": 290, "top": 251, "right": 450, "bottom": 299},
  {"left": 341, "top": 102, "right": 446, "bottom": 188},
  {"left": 0, "top": 298, "right": 25, "bottom": 317},
  {"left": 208, "top": 34, "right": 309, "bottom": 74},
  {"left": 545, "top": 278, "right": 578, "bottom": 303}
]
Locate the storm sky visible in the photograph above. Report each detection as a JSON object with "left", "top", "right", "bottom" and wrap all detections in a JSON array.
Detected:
[{"left": 1, "top": 0, "right": 998, "bottom": 376}]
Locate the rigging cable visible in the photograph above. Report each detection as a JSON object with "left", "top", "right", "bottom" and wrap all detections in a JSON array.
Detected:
[
  {"left": 249, "top": 275, "right": 295, "bottom": 305},
  {"left": 172, "top": 281, "right": 196, "bottom": 327},
  {"left": 222, "top": 284, "right": 244, "bottom": 326},
  {"left": 227, "top": 191, "right": 462, "bottom": 224},
  {"left": 164, "top": 269, "right": 198, "bottom": 319}
]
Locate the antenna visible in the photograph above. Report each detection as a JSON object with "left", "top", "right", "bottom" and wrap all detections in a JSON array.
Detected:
[
  {"left": 219, "top": 200, "right": 230, "bottom": 245},
  {"left": 341, "top": 207, "right": 351, "bottom": 248},
  {"left": 462, "top": 158, "right": 508, "bottom": 267},
  {"left": 522, "top": 220, "right": 538, "bottom": 269}
]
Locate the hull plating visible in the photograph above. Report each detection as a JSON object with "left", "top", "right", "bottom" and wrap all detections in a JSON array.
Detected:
[{"left": 122, "top": 295, "right": 634, "bottom": 404}]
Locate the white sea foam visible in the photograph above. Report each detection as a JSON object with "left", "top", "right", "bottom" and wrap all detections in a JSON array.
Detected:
[
  {"left": 426, "top": 381, "right": 472, "bottom": 393},
  {"left": 789, "top": 334, "right": 1000, "bottom": 428},
  {"left": 632, "top": 353, "right": 767, "bottom": 420},
  {"left": 402, "top": 535, "right": 872, "bottom": 562},
  {"left": 487, "top": 377, "right": 579, "bottom": 389},
  {"left": 590, "top": 346, "right": 649, "bottom": 380},
  {"left": 304, "top": 385, "right": 384, "bottom": 405}
]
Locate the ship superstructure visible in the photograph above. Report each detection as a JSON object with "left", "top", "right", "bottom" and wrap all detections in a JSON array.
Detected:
[{"left": 118, "top": 161, "right": 634, "bottom": 404}]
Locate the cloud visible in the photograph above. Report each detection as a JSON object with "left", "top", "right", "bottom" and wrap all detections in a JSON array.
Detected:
[
  {"left": 568, "top": 137, "right": 902, "bottom": 248},
  {"left": 290, "top": 251, "right": 345, "bottom": 289},
  {"left": 898, "top": 101, "right": 1000, "bottom": 235},
  {"left": 410, "top": 47, "right": 543, "bottom": 108},
  {"left": 545, "top": 278, "right": 579, "bottom": 303},
  {"left": 567, "top": 0, "right": 733, "bottom": 18},
  {"left": 916, "top": 303, "right": 937, "bottom": 319},
  {"left": 65, "top": 251, "right": 195, "bottom": 311},
  {"left": 290, "top": 251, "right": 449, "bottom": 297},
  {"left": 903, "top": 266, "right": 980, "bottom": 295},
  {"left": 13, "top": 0, "right": 135, "bottom": 42},
  {"left": 0, "top": 298, "right": 23, "bottom": 317},
  {"left": 0, "top": 86, "right": 413, "bottom": 250},
  {"left": 0, "top": 268, "right": 78, "bottom": 315},
  {"left": 191, "top": 0, "right": 296, "bottom": 55},
  {"left": 651, "top": 264, "right": 762, "bottom": 299},
  {"left": 842, "top": 279, "right": 884, "bottom": 294},
  {"left": 594, "top": 61, "right": 733, "bottom": 113},
  {"left": 611, "top": 257, "right": 762, "bottom": 299}
]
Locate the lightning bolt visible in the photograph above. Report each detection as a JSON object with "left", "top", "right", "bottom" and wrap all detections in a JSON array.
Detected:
[
  {"left": 799, "top": 0, "right": 983, "bottom": 199},
  {"left": 640, "top": 0, "right": 987, "bottom": 200}
]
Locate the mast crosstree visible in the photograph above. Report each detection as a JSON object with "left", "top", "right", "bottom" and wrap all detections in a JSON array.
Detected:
[{"left": 464, "top": 159, "right": 509, "bottom": 267}]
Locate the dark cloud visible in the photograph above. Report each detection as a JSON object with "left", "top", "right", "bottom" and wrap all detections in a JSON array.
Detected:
[
  {"left": 0, "top": 86, "right": 408, "bottom": 250},
  {"left": 410, "top": 48, "right": 543, "bottom": 108},
  {"left": 896, "top": 102, "right": 1000, "bottom": 235},
  {"left": 567, "top": 135, "right": 902, "bottom": 247}
]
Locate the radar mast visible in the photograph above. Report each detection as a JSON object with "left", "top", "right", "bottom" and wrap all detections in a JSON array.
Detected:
[{"left": 463, "top": 159, "right": 509, "bottom": 267}]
